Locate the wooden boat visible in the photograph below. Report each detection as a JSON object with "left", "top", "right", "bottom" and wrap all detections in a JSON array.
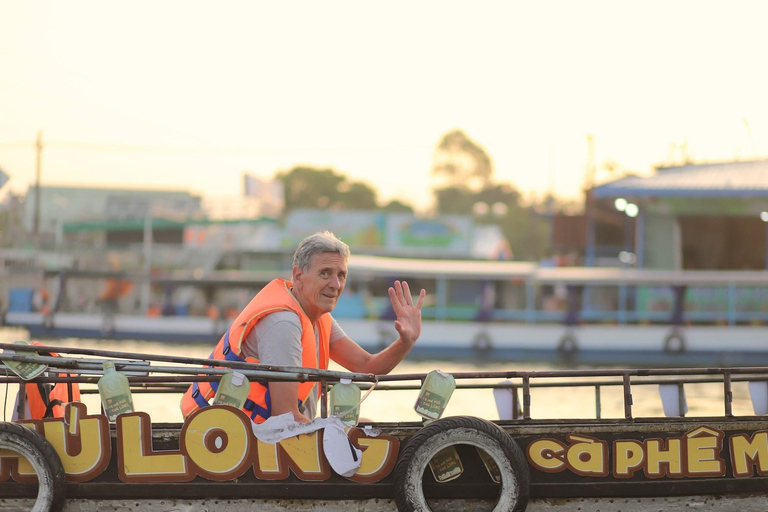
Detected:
[
  {"left": 5, "top": 255, "right": 768, "bottom": 366},
  {"left": 3, "top": 343, "right": 768, "bottom": 511}
]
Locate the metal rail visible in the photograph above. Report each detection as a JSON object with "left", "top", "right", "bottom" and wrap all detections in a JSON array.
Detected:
[
  {"left": 0, "top": 342, "right": 376, "bottom": 382},
  {"left": 4, "top": 345, "right": 768, "bottom": 421}
]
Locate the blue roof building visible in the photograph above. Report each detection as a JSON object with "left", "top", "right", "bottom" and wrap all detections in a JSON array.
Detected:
[{"left": 588, "top": 159, "right": 768, "bottom": 270}]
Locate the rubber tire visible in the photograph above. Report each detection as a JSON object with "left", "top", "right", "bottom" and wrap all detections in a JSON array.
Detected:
[
  {"left": 0, "top": 422, "right": 66, "bottom": 512},
  {"left": 663, "top": 332, "right": 686, "bottom": 355},
  {"left": 393, "top": 416, "right": 530, "bottom": 512},
  {"left": 101, "top": 316, "right": 115, "bottom": 337},
  {"left": 472, "top": 332, "right": 494, "bottom": 354},
  {"left": 557, "top": 334, "right": 578, "bottom": 359}
]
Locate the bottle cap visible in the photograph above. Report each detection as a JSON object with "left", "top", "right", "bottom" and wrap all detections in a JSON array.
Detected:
[
  {"left": 340, "top": 378, "right": 352, "bottom": 385},
  {"left": 103, "top": 360, "right": 115, "bottom": 371},
  {"left": 231, "top": 372, "right": 245, "bottom": 386}
]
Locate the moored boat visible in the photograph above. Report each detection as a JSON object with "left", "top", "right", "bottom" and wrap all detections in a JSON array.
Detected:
[
  {"left": 5, "top": 256, "right": 768, "bottom": 367},
  {"left": 3, "top": 343, "right": 768, "bottom": 511}
]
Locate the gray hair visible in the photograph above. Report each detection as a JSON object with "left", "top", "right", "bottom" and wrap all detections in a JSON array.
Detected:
[{"left": 293, "top": 231, "right": 350, "bottom": 271}]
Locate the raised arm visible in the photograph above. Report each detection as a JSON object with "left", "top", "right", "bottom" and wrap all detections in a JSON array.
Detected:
[{"left": 331, "top": 280, "right": 426, "bottom": 375}]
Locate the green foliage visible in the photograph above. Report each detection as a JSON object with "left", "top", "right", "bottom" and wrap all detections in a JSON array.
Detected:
[
  {"left": 343, "top": 182, "right": 378, "bottom": 210},
  {"left": 277, "top": 166, "right": 379, "bottom": 211},
  {"left": 504, "top": 203, "right": 552, "bottom": 261},
  {"left": 429, "top": 130, "right": 559, "bottom": 260},
  {"left": 382, "top": 200, "right": 414, "bottom": 213},
  {"left": 433, "top": 186, "right": 476, "bottom": 214},
  {"left": 434, "top": 183, "right": 522, "bottom": 216},
  {"left": 0, "top": 209, "right": 7, "bottom": 246},
  {"left": 431, "top": 129, "right": 493, "bottom": 191},
  {"left": 433, "top": 183, "right": 552, "bottom": 260}
]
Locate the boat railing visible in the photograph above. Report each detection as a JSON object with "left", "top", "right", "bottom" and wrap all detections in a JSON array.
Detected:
[
  {"left": 11, "top": 263, "right": 768, "bottom": 327},
  {"left": 0, "top": 342, "right": 375, "bottom": 384},
  {"left": 3, "top": 342, "right": 768, "bottom": 424},
  {"left": 346, "top": 368, "right": 768, "bottom": 421}
]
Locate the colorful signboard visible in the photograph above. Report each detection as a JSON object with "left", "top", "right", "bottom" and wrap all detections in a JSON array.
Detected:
[
  {"left": 4, "top": 404, "right": 768, "bottom": 501},
  {"left": 283, "top": 210, "right": 386, "bottom": 250},
  {"left": 526, "top": 425, "right": 768, "bottom": 480},
  {"left": 1, "top": 403, "right": 398, "bottom": 484},
  {"left": 385, "top": 213, "right": 472, "bottom": 256}
]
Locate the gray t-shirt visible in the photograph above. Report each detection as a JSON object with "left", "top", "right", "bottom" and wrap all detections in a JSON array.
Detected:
[{"left": 241, "top": 310, "right": 347, "bottom": 419}]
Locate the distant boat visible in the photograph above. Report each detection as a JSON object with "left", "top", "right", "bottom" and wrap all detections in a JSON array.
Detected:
[{"left": 4, "top": 255, "right": 768, "bottom": 366}]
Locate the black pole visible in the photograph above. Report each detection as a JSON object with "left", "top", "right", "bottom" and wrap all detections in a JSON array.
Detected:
[{"left": 33, "top": 130, "right": 42, "bottom": 236}]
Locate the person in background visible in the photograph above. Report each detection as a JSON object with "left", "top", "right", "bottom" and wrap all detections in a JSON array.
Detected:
[
  {"left": 181, "top": 231, "right": 426, "bottom": 423},
  {"left": 98, "top": 252, "right": 133, "bottom": 316}
]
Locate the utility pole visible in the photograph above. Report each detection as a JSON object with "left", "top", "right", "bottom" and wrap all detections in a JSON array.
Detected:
[
  {"left": 33, "top": 130, "right": 43, "bottom": 236},
  {"left": 140, "top": 211, "right": 153, "bottom": 312},
  {"left": 743, "top": 119, "right": 758, "bottom": 159},
  {"left": 584, "top": 134, "right": 597, "bottom": 267},
  {"left": 584, "top": 134, "right": 596, "bottom": 190}
]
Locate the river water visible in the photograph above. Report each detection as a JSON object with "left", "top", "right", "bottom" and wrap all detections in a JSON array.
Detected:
[{"left": 0, "top": 327, "right": 757, "bottom": 423}]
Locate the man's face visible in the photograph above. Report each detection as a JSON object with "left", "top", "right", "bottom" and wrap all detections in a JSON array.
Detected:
[{"left": 292, "top": 252, "right": 348, "bottom": 319}]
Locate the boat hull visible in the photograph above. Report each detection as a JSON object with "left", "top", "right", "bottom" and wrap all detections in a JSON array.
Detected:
[
  {"left": 2, "top": 494, "right": 767, "bottom": 511},
  {"left": 5, "top": 413, "right": 768, "bottom": 501}
]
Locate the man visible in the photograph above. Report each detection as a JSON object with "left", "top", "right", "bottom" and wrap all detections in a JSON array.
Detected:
[{"left": 181, "top": 231, "right": 426, "bottom": 423}]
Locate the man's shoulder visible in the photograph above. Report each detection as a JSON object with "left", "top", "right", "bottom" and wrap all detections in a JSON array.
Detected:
[{"left": 259, "top": 309, "right": 301, "bottom": 328}]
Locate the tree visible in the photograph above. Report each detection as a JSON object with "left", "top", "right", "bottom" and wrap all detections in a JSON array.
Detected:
[
  {"left": 431, "top": 130, "right": 493, "bottom": 191},
  {"left": 276, "top": 166, "right": 379, "bottom": 212},
  {"left": 382, "top": 200, "right": 413, "bottom": 213},
  {"left": 433, "top": 182, "right": 552, "bottom": 261},
  {"left": 340, "top": 182, "right": 377, "bottom": 210},
  {"left": 434, "top": 183, "right": 520, "bottom": 216}
]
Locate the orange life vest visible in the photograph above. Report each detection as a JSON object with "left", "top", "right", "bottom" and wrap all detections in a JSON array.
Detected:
[
  {"left": 180, "top": 279, "right": 331, "bottom": 423},
  {"left": 98, "top": 278, "right": 133, "bottom": 301},
  {"left": 19, "top": 342, "right": 81, "bottom": 420}
]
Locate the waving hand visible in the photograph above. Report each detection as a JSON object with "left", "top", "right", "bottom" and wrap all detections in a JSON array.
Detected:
[{"left": 388, "top": 280, "right": 426, "bottom": 347}]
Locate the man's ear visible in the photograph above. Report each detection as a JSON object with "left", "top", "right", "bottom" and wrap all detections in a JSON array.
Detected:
[{"left": 292, "top": 265, "right": 302, "bottom": 282}]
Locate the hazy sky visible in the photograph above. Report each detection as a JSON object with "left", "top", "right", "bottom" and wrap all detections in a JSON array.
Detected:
[{"left": 1, "top": 1, "right": 767, "bottom": 211}]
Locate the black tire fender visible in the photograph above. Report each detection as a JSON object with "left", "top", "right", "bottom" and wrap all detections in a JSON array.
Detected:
[
  {"left": 393, "top": 416, "right": 530, "bottom": 512},
  {"left": 101, "top": 316, "right": 115, "bottom": 337},
  {"left": 0, "top": 422, "right": 66, "bottom": 512},
  {"left": 663, "top": 331, "right": 686, "bottom": 355},
  {"left": 472, "top": 331, "right": 493, "bottom": 354},
  {"left": 557, "top": 334, "right": 578, "bottom": 358}
]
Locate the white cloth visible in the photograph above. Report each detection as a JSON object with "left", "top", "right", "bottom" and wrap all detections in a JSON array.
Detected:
[{"left": 251, "top": 413, "right": 362, "bottom": 477}]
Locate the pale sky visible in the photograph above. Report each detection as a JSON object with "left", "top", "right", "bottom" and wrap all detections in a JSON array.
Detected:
[{"left": 1, "top": 1, "right": 767, "bottom": 211}]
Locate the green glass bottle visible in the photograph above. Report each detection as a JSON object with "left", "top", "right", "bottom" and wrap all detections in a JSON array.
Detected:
[
  {"left": 98, "top": 361, "right": 134, "bottom": 421},
  {"left": 329, "top": 378, "right": 361, "bottom": 426},
  {"left": 414, "top": 370, "right": 456, "bottom": 421},
  {"left": 213, "top": 371, "right": 250, "bottom": 409},
  {"left": 2, "top": 341, "right": 48, "bottom": 381}
]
